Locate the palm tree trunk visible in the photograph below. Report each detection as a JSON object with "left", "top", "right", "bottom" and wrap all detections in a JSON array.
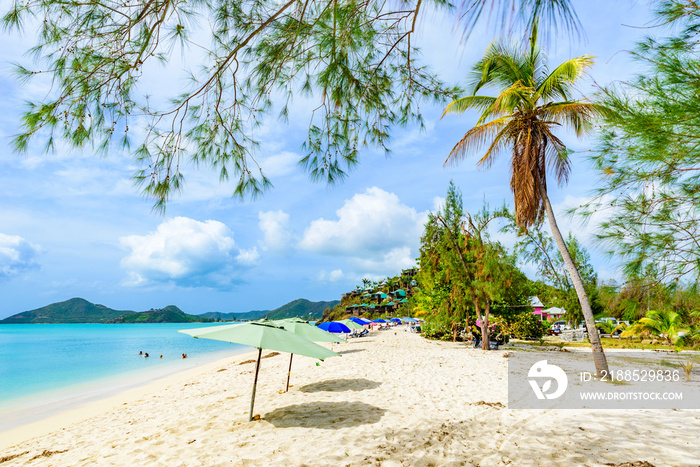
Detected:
[{"left": 538, "top": 183, "right": 609, "bottom": 377}]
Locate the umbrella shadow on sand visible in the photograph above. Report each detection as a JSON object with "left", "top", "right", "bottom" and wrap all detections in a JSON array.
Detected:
[
  {"left": 264, "top": 401, "right": 386, "bottom": 429},
  {"left": 338, "top": 349, "right": 366, "bottom": 355},
  {"left": 299, "top": 378, "right": 381, "bottom": 393}
]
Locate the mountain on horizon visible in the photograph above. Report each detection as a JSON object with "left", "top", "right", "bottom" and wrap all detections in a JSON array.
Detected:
[
  {"left": 265, "top": 298, "right": 339, "bottom": 320},
  {"left": 198, "top": 299, "right": 338, "bottom": 321},
  {"left": 107, "top": 305, "right": 211, "bottom": 323},
  {"left": 198, "top": 309, "right": 269, "bottom": 321},
  {"left": 0, "top": 297, "right": 340, "bottom": 324},
  {"left": 0, "top": 298, "right": 133, "bottom": 324}
]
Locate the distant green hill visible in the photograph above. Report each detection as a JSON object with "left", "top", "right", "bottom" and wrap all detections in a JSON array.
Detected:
[
  {"left": 197, "top": 299, "right": 339, "bottom": 321},
  {"left": 266, "top": 299, "right": 339, "bottom": 320},
  {"left": 198, "top": 310, "right": 268, "bottom": 321},
  {"left": 108, "top": 305, "right": 210, "bottom": 323},
  {"left": 0, "top": 298, "right": 132, "bottom": 324},
  {"left": 1, "top": 297, "right": 340, "bottom": 324}
]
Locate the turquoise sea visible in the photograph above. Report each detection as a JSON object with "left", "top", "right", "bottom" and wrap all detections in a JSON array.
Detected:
[{"left": 0, "top": 323, "right": 248, "bottom": 430}]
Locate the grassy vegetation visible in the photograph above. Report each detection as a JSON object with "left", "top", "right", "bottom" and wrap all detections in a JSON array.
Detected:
[{"left": 513, "top": 337, "right": 700, "bottom": 351}]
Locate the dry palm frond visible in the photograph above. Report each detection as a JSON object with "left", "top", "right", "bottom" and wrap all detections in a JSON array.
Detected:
[{"left": 444, "top": 117, "right": 510, "bottom": 165}]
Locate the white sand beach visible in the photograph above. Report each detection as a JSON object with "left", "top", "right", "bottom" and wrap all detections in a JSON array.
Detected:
[{"left": 1, "top": 331, "right": 698, "bottom": 466}]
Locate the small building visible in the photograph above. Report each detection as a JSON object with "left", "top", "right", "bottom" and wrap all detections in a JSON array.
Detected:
[
  {"left": 372, "top": 292, "right": 388, "bottom": 303},
  {"left": 530, "top": 296, "right": 546, "bottom": 321},
  {"left": 544, "top": 307, "right": 566, "bottom": 320}
]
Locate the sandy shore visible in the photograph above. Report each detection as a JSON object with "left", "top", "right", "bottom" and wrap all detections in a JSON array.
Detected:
[{"left": 1, "top": 331, "right": 698, "bottom": 466}]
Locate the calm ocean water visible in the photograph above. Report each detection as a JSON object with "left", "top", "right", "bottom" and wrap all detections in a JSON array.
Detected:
[{"left": 0, "top": 323, "right": 248, "bottom": 429}]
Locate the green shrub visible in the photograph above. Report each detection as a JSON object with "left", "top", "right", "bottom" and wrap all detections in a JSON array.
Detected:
[
  {"left": 420, "top": 319, "right": 452, "bottom": 340},
  {"left": 508, "top": 313, "right": 548, "bottom": 339}
]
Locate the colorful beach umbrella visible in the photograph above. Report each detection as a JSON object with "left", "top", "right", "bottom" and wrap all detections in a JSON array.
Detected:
[
  {"left": 180, "top": 321, "right": 339, "bottom": 421},
  {"left": 390, "top": 318, "right": 402, "bottom": 323},
  {"left": 349, "top": 317, "right": 368, "bottom": 325},
  {"left": 272, "top": 318, "right": 345, "bottom": 392},
  {"left": 340, "top": 319, "right": 365, "bottom": 331},
  {"left": 317, "top": 321, "right": 352, "bottom": 334},
  {"left": 372, "top": 318, "right": 387, "bottom": 323}
]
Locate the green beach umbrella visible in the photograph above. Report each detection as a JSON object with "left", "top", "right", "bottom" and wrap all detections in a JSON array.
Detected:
[
  {"left": 274, "top": 318, "right": 347, "bottom": 343},
  {"left": 180, "top": 321, "right": 339, "bottom": 421},
  {"left": 340, "top": 319, "right": 364, "bottom": 331},
  {"left": 272, "top": 318, "right": 346, "bottom": 392}
]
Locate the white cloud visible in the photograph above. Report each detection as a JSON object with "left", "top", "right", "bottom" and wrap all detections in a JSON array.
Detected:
[
  {"left": 318, "top": 268, "right": 345, "bottom": 282},
  {"left": 329, "top": 269, "right": 344, "bottom": 281},
  {"left": 299, "top": 187, "right": 427, "bottom": 275},
  {"left": 0, "top": 233, "right": 40, "bottom": 279},
  {"left": 432, "top": 196, "right": 445, "bottom": 212},
  {"left": 119, "top": 217, "right": 252, "bottom": 288},
  {"left": 236, "top": 247, "right": 260, "bottom": 265},
  {"left": 350, "top": 247, "right": 416, "bottom": 274},
  {"left": 258, "top": 210, "right": 293, "bottom": 252}
]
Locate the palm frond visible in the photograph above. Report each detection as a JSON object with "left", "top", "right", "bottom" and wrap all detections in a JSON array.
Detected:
[
  {"left": 469, "top": 43, "right": 527, "bottom": 94},
  {"left": 454, "top": 0, "right": 583, "bottom": 44},
  {"left": 539, "top": 125, "right": 569, "bottom": 185},
  {"left": 484, "top": 81, "right": 532, "bottom": 123},
  {"left": 445, "top": 116, "right": 511, "bottom": 166},
  {"left": 476, "top": 120, "right": 518, "bottom": 168},
  {"left": 442, "top": 96, "right": 497, "bottom": 118},
  {"left": 539, "top": 101, "right": 602, "bottom": 136},
  {"left": 536, "top": 55, "right": 594, "bottom": 101},
  {"left": 510, "top": 126, "right": 544, "bottom": 228}
]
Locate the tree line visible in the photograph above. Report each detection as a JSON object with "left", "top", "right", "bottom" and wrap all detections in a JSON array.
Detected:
[{"left": 5, "top": 1, "right": 700, "bottom": 372}]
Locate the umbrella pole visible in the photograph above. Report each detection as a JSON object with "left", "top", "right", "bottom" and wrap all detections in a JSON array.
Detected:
[
  {"left": 285, "top": 353, "right": 294, "bottom": 392},
  {"left": 249, "top": 348, "right": 263, "bottom": 422}
]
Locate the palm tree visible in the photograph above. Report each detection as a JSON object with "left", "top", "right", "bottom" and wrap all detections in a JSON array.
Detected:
[
  {"left": 621, "top": 310, "right": 685, "bottom": 345},
  {"left": 442, "top": 26, "right": 609, "bottom": 375},
  {"left": 597, "top": 320, "right": 625, "bottom": 337}
]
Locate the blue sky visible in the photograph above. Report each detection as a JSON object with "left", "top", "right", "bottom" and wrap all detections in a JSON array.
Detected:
[{"left": 0, "top": 1, "right": 655, "bottom": 319}]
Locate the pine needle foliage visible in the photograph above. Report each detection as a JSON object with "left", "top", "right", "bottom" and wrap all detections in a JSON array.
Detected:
[
  {"left": 581, "top": 0, "right": 700, "bottom": 284},
  {"left": 416, "top": 182, "right": 526, "bottom": 346},
  {"left": 3, "top": 0, "right": 579, "bottom": 210}
]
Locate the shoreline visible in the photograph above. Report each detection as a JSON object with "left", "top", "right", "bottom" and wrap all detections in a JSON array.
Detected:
[
  {"left": 0, "top": 347, "right": 257, "bottom": 451},
  {"left": 2, "top": 332, "right": 698, "bottom": 466}
]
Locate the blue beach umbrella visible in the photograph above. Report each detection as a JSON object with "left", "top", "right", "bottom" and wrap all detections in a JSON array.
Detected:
[
  {"left": 317, "top": 321, "right": 352, "bottom": 334},
  {"left": 350, "top": 317, "right": 368, "bottom": 325},
  {"left": 372, "top": 319, "right": 387, "bottom": 323},
  {"left": 402, "top": 317, "right": 418, "bottom": 323},
  {"left": 390, "top": 318, "right": 402, "bottom": 323}
]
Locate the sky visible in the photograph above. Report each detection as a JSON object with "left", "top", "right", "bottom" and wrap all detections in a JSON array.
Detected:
[{"left": 0, "top": 1, "right": 656, "bottom": 319}]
